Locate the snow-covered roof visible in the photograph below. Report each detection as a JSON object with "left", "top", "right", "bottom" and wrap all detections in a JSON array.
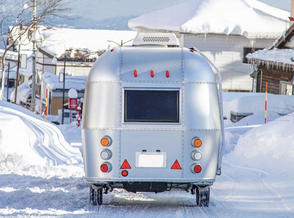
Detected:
[
  {"left": 42, "top": 72, "right": 87, "bottom": 91},
  {"left": 128, "top": 0, "right": 290, "bottom": 39},
  {"left": 0, "top": 49, "right": 18, "bottom": 61},
  {"left": 0, "top": 49, "right": 33, "bottom": 78},
  {"left": 247, "top": 48, "right": 294, "bottom": 66},
  {"left": 39, "top": 28, "right": 137, "bottom": 58}
]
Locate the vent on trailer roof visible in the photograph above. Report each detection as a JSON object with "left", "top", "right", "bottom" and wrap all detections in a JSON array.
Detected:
[{"left": 132, "top": 33, "right": 179, "bottom": 47}]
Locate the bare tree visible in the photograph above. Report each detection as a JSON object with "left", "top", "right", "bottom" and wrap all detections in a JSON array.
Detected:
[{"left": 0, "top": 0, "right": 74, "bottom": 101}]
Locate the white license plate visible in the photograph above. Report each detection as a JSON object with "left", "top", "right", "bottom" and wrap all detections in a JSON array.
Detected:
[{"left": 136, "top": 152, "right": 166, "bottom": 168}]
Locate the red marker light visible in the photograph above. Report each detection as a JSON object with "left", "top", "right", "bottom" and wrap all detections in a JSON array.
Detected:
[
  {"left": 134, "top": 69, "right": 138, "bottom": 77},
  {"left": 151, "top": 70, "right": 154, "bottom": 77},
  {"left": 100, "top": 164, "right": 109, "bottom": 173},
  {"left": 121, "top": 170, "right": 128, "bottom": 177},
  {"left": 194, "top": 165, "right": 202, "bottom": 173},
  {"left": 100, "top": 162, "right": 112, "bottom": 173},
  {"left": 166, "top": 70, "right": 170, "bottom": 78},
  {"left": 191, "top": 164, "right": 202, "bottom": 174}
]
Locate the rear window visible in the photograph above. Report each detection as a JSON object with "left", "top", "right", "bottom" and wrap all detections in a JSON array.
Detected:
[{"left": 124, "top": 90, "right": 179, "bottom": 123}]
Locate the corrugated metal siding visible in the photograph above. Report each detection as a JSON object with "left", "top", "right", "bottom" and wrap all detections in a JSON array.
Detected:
[{"left": 183, "top": 34, "right": 275, "bottom": 91}]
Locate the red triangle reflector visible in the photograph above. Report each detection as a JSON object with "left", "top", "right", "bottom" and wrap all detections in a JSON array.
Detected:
[
  {"left": 120, "top": 159, "right": 131, "bottom": 169},
  {"left": 171, "top": 160, "right": 182, "bottom": 170}
]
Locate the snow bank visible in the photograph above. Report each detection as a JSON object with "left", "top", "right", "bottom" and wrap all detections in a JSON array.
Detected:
[
  {"left": 9, "top": 80, "right": 32, "bottom": 104},
  {"left": 234, "top": 113, "right": 294, "bottom": 159},
  {"left": 0, "top": 101, "right": 82, "bottom": 177}
]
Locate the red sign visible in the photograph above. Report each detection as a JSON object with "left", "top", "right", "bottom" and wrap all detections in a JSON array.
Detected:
[{"left": 68, "top": 98, "right": 77, "bottom": 109}]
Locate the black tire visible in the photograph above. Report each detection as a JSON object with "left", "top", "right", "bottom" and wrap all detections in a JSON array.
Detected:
[
  {"left": 196, "top": 186, "right": 210, "bottom": 207},
  {"left": 90, "top": 186, "right": 98, "bottom": 206},
  {"left": 97, "top": 188, "right": 103, "bottom": 205}
]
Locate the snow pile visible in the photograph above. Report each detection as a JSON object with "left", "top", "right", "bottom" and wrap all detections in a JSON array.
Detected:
[
  {"left": 9, "top": 80, "right": 31, "bottom": 104},
  {"left": 0, "top": 101, "right": 82, "bottom": 177},
  {"left": 128, "top": 0, "right": 289, "bottom": 39},
  {"left": 234, "top": 113, "right": 294, "bottom": 159}
]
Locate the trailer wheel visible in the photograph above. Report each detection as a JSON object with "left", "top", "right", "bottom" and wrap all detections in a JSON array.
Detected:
[
  {"left": 196, "top": 186, "right": 210, "bottom": 207},
  {"left": 90, "top": 186, "right": 98, "bottom": 206},
  {"left": 97, "top": 188, "right": 103, "bottom": 205}
]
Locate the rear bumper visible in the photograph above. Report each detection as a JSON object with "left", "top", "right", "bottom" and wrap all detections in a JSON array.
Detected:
[{"left": 86, "top": 177, "right": 215, "bottom": 189}]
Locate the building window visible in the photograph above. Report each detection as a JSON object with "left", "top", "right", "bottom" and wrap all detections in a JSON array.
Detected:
[
  {"left": 243, "top": 47, "right": 263, "bottom": 64},
  {"left": 280, "top": 81, "right": 293, "bottom": 95}
]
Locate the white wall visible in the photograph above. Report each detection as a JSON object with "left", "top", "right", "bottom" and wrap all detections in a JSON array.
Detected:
[{"left": 183, "top": 34, "right": 275, "bottom": 91}]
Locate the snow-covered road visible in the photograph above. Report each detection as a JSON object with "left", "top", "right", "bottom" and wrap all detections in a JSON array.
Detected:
[{"left": 0, "top": 158, "right": 293, "bottom": 218}]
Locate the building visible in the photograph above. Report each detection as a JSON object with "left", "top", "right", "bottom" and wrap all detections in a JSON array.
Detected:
[
  {"left": 41, "top": 72, "right": 87, "bottom": 115},
  {"left": 4, "top": 27, "right": 137, "bottom": 115},
  {"left": 247, "top": 24, "right": 294, "bottom": 95},
  {"left": 128, "top": 0, "right": 290, "bottom": 91}
]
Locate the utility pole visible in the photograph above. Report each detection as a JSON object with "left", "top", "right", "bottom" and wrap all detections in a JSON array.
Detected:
[
  {"left": 14, "top": 26, "right": 22, "bottom": 103},
  {"left": 62, "top": 52, "right": 66, "bottom": 124},
  {"left": 6, "top": 62, "right": 10, "bottom": 101},
  {"left": 31, "top": 0, "right": 37, "bottom": 111}
]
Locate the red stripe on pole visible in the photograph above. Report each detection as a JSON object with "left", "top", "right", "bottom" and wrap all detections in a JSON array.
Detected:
[{"left": 264, "top": 82, "right": 268, "bottom": 124}]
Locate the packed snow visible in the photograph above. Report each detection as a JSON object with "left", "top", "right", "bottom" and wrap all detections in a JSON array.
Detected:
[
  {"left": 0, "top": 92, "right": 294, "bottom": 217},
  {"left": 128, "top": 0, "right": 290, "bottom": 39}
]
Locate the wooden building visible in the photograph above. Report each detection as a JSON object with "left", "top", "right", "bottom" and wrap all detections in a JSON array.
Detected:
[{"left": 247, "top": 24, "right": 294, "bottom": 95}]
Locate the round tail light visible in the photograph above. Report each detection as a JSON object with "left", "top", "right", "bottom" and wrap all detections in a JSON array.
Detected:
[
  {"left": 191, "top": 150, "right": 202, "bottom": 161},
  {"left": 101, "top": 136, "right": 112, "bottom": 147},
  {"left": 100, "top": 162, "right": 112, "bottom": 173},
  {"left": 191, "top": 137, "right": 202, "bottom": 148},
  {"left": 100, "top": 149, "right": 112, "bottom": 160},
  {"left": 121, "top": 170, "right": 128, "bottom": 177},
  {"left": 191, "top": 164, "right": 202, "bottom": 174}
]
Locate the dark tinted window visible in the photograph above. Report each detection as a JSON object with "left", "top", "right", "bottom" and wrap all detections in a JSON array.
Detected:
[{"left": 124, "top": 90, "right": 179, "bottom": 123}]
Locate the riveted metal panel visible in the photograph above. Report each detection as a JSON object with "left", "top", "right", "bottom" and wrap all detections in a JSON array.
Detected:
[
  {"left": 120, "top": 130, "right": 183, "bottom": 179},
  {"left": 82, "top": 129, "right": 120, "bottom": 178},
  {"left": 184, "top": 83, "right": 221, "bottom": 129},
  {"left": 183, "top": 130, "right": 221, "bottom": 179},
  {"left": 82, "top": 82, "right": 121, "bottom": 129},
  {"left": 121, "top": 47, "right": 182, "bottom": 82}
]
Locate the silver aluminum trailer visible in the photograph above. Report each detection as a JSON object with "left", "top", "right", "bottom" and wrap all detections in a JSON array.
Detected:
[{"left": 82, "top": 33, "right": 224, "bottom": 207}]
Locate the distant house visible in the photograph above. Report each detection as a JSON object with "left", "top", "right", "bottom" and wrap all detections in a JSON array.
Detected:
[
  {"left": 4, "top": 26, "right": 137, "bottom": 114},
  {"left": 128, "top": 0, "right": 290, "bottom": 91},
  {"left": 247, "top": 24, "right": 294, "bottom": 95},
  {"left": 41, "top": 72, "right": 87, "bottom": 115}
]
